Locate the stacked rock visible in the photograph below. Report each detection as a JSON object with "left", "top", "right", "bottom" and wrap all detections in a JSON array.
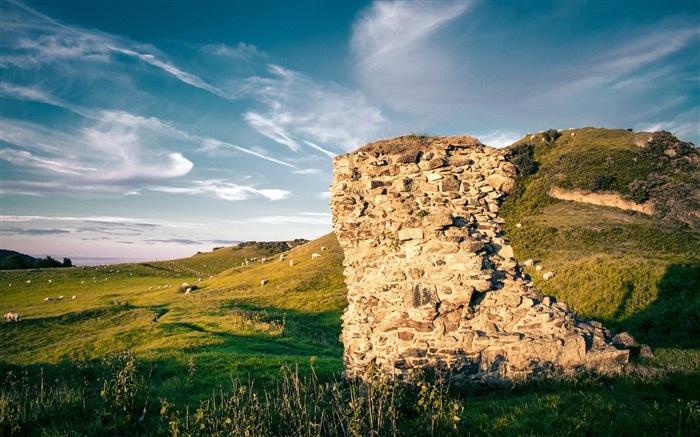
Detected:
[{"left": 330, "top": 135, "right": 628, "bottom": 385}]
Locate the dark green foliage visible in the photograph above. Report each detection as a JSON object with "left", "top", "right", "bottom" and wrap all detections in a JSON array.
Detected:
[
  {"left": 589, "top": 173, "right": 616, "bottom": 192},
  {"left": 542, "top": 129, "right": 560, "bottom": 143},
  {"left": 0, "top": 255, "right": 29, "bottom": 271},
  {"left": 0, "top": 251, "right": 72, "bottom": 270},
  {"left": 507, "top": 143, "right": 538, "bottom": 177}
]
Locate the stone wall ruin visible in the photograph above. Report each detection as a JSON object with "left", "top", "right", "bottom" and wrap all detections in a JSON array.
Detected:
[{"left": 330, "top": 135, "right": 628, "bottom": 385}]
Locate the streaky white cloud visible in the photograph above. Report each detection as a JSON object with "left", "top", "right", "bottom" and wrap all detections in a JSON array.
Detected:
[
  {"left": 250, "top": 212, "right": 332, "bottom": 226},
  {"left": 303, "top": 141, "right": 336, "bottom": 158},
  {"left": 316, "top": 191, "right": 332, "bottom": 199},
  {"left": 244, "top": 65, "right": 385, "bottom": 152},
  {"left": 151, "top": 179, "right": 292, "bottom": 202},
  {"left": 0, "top": 118, "right": 193, "bottom": 192},
  {"left": 243, "top": 111, "right": 302, "bottom": 152},
  {"left": 351, "top": 1, "right": 472, "bottom": 111},
  {"left": 199, "top": 138, "right": 296, "bottom": 168},
  {"left": 555, "top": 24, "right": 699, "bottom": 94},
  {"left": 109, "top": 46, "right": 230, "bottom": 99},
  {"left": 1, "top": 84, "right": 298, "bottom": 170},
  {"left": 202, "top": 42, "right": 264, "bottom": 61},
  {"left": 293, "top": 168, "right": 323, "bottom": 175}
]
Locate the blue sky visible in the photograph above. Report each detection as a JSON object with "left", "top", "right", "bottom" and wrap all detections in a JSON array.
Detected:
[{"left": 1, "top": 0, "right": 698, "bottom": 264}]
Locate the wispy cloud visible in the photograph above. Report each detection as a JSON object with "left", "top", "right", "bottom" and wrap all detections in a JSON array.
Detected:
[
  {"left": 109, "top": 46, "right": 231, "bottom": 99},
  {"left": 1, "top": 226, "right": 71, "bottom": 236},
  {"left": 150, "top": 179, "right": 292, "bottom": 202},
  {"left": 351, "top": 1, "right": 472, "bottom": 111},
  {"left": 250, "top": 212, "right": 332, "bottom": 226},
  {"left": 244, "top": 65, "right": 385, "bottom": 152},
  {"left": 0, "top": 119, "right": 194, "bottom": 193}
]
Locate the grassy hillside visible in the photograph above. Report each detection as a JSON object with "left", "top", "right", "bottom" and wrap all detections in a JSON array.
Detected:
[
  {"left": 0, "top": 233, "right": 345, "bottom": 406},
  {"left": 501, "top": 128, "right": 700, "bottom": 349}
]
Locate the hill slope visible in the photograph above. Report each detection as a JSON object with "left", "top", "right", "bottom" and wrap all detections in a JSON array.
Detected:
[{"left": 501, "top": 128, "right": 700, "bottom": 348}]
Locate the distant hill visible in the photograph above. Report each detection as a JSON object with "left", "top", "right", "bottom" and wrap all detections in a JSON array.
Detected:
[
  {"left": 0, "top": 250, "right": 38, "bottom": 270},
  {"left": 0, "top": 249, "right": 72, "bottom": 270}
]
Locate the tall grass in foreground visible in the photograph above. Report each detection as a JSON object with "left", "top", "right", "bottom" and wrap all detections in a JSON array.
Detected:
[{"left": 2, "top": 349, "right": 699, "bottom": 436}]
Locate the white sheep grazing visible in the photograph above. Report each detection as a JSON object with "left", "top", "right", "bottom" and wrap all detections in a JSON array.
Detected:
[
  {"left": 44, "top": 297, "right": 54, "bottom": 302},
  {"left": 185, "top": 288, "right": 192, "bottom": 294},
  {"left": 4, "top": 312, "right": 21, "bottom": 322},
  {"left": 279, "top": 254, "right": 287, "bottom": 261},
  {"left": 523, "top": 259, "right": 535, "bottom": 267},
  {"left": 312, "top": 253, "right": 321, "bottom": 259},
  {"left": 543, "top": 271, "right": 556, "bottom": 280},
  {"left": 58, "top": 295, "right": 64, "bottom": 300},
  {"left": 48, "top": 279, "right": 52, "bottom": 283},
  {"left": 182, "top": 282, "right": 189, "bottom": 288},
  {"left": 261, "top": 279, "right": 269, "bottom": 286},
  {"left": 516, "top": 223, "right": 522, "bottom": 228},
  {"left": 245, "top": 260, "right": 249, "bottom": 265},
  {"left": 72, "top": 295, "right": 77, "bottom": 300},
  {"left": 261, "top": 258, "right": 268, "bottom": 263},
  {"left": 289, "top": 260, "right": 295, "bottom": 267},
  {"left": 25, "top": 280, "right": 31, "bottom": 284},
  {"left": 535, "top": 265, "right": 544, "bottom": 272},
  {"left": 321, "top": 246, "right": 328, "bottom": 251}
]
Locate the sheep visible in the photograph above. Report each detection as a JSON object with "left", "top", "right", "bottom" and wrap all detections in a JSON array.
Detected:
[
  {"left": 289, "top": 260, "right": 295, "bottom": 267},
  {"left": 261, "top": 258, "right": 268, "bottom": 263},
  {"left": 516, "top": 223, "right": 522, "bottom": 228},
  {"left": 25, "top": 280, "right": 31, "bottom": 284},
  {"left": 198, "top": 278, "right": 204, "bottom": 282},
  {"left": 182, "top": 282, "right": 189, "bottom": 288},
  {"left": 245, "top": 260, "right": 249, "bottom": 265},
  {"left": 4, "top": 312, "right": 21, "bottom": 322},
  {"left": 321, "top": 246, "right": 328, "bottom": 251},
  {"left": 312, "top": 253, "right": 321, "bottom": 259},
  {"left": 72, "top": 295, "right": 77, "bottom": 300},
  {"left": 185, "top": 288, "right": 192, "bottom": 294},
  {"left": 535, "top": 265, "right": 544, "bottom": 272},
  {"left": 279, "top": 254, "right": 287, "bottom": 261},
  {"left": 44, "top": 297, "right": 54, "bottom": 302},
  {"left": 48, "top": 279, "right": 52, "bottom": 283},
  {"left": 261, "top": 279, "right": 269, "bottom": 286},
  {"left": 543, "top": 271, "right": 556, "bottom": 280},
  {"left": 523, "top": 259, "right": 535, "bottom": 267},
  {"left": 58, "top": 295, "right": 64, "bottom": 300}
]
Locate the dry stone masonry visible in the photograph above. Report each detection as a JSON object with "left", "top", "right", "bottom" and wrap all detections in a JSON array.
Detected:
[{"left": 330, "top": 135, "right": 629, "bottom": 386}]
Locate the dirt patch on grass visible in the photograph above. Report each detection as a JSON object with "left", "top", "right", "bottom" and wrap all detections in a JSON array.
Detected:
[{"left": 549, "top": 186, "right": 654, "bottom": 215}]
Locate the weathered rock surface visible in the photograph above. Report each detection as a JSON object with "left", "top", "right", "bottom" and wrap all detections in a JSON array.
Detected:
[{"left": 330, "top": 135, "right": 628, "bottom": 385}]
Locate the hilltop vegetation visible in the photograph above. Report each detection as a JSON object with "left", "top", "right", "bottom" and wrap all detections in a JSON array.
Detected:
[
  {"left": 0, "top": 250, "right": 73, "bottom": 270},
  {"left": 0, "top": 128, "right": 699, "bottom": 435}
]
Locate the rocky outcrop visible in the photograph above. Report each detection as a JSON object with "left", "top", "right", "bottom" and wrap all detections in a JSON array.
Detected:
[
  {"left": 330, "top": 135, "right": 628, "bottom": 386},
  {"left": 548, "top": 186, "right": 655, "bottom": 215}
]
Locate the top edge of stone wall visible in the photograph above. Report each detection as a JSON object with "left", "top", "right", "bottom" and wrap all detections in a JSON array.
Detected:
[{"left": 353, "top": 134, "right": 485, "bottom": 156}]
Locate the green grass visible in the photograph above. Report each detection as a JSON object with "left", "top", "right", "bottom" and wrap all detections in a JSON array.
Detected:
[{"left": 0, "top": 233, "right": 345, "bottom": 407}]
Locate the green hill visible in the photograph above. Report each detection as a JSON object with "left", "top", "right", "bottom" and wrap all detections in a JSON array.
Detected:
[
  {"left": 0, "top": 233, "right": 344, "bottom": 403},
  {"left": 501, "top": 128, "right": 700, "bottom": 348}
]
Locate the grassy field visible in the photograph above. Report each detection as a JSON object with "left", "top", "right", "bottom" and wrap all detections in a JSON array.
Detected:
[{"left": 1, "top": 128, "right": 699, "bottom": 435}]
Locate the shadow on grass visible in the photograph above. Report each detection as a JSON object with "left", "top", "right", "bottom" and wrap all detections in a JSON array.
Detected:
[{"left": 610, "top": 263, "right": 700, "bottom": 348}]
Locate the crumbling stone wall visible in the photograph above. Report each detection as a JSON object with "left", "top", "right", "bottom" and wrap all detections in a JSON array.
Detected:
[{"left": 330, "top": 135, "right": 628, "bottom": 385}]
